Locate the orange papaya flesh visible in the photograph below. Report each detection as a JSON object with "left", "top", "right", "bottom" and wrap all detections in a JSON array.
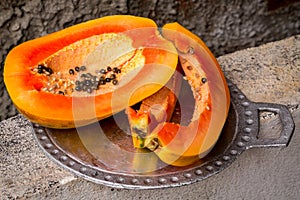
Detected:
[
  {"left": 126, "top": 66, "right": 182, "bottom": 148},
  {"left": 4, "top": 15, "right": 178, "bottom": 128},
  {"left": 149, "top": 23, "right": 230, "bottom": 166},
  {"left": 126, "top": 107, "right": 149, "bottom": 148}
]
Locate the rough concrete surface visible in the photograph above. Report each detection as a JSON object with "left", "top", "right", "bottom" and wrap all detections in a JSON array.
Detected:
[
  {"left": 0, "top": 116, "right": 75, "bottom": 199},
  {"left": 1, "top": 0, "right": 300, "bottom": 121},
  {"left": 0, "top": 35, "right": 299, "bottom": 200}
]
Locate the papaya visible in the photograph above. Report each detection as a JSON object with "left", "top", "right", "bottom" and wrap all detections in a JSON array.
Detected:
[
  {"left": 126, "top": 64, "right": 182, "bottom": 148},
  {"left": 152, "top": 23, "right": 230, "bottom": 166},
  {"left": 4, "top": 15, "right": 178, "bottom": 128},
  {"left": 126, "top": 23, "right": 230, "bottom": 166}
]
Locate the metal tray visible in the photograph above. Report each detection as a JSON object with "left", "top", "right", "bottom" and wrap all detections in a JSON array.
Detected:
[{"left": 32, "top": 80, "right": 295, "bottom": 189}]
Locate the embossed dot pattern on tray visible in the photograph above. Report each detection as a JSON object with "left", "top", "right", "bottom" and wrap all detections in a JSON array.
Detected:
[
  {"left": 144, "top": 179, "right": 152, "bottom": 184},
  {"left": 242, "top": 135, "right": 251, "bottom": 142},
  {"left": 117, "top": 177, "right": 125, "bottom": 183},
  {"left": 222, "top": 155, "right": 231, "bottom": 161},
  {"left": 51, "top": 149, "right": 59, "bottom": 155},
  {"left": 91, "top": 171, "right": 98, "bottom": 177},
  {"left": 205, "top": 166, "right": 214, "bottom": 172},
  {"left": 131, "top": 179, "right": 139, "bottom": 184},
  {"left": 184, "top": 173, "right": 192, "bottom": 178},
  {"left": 171, "top": 177, "right": 179, "bottom": 182},
  {"left": 246, "top": 119, "right": 254, "bottom": 125},
  {"left": 244, "top": 127, "right": 252, "bottom": 133},
  {"left": 104, "top": 175, "right": 112, "bottom": 181},
  {"left": 238, "top": 95, "right": 245, "bottom": 100},
  {"left": 37, "top": 128, "right": 44, "bottom": 133},
  {"left": 242, "top": 102, "right": 250, "bottom": 107},
  {"left": 237, "top": 142, "right": 245, "bottom": 148},
  {"left": 60, "top": 155, "right": 68, "bottom": 161},
  {"left": 158, "top": 178, "right": 167, "bottom": 184},
  {"left": 245, "top": 111, "right": 253, "bottom": 116},
  {"left": 195, "top": 169, "right": 203, "bottom": 175},
  {"left": 215, "top": 161, "right": 223, "bottom": 166}
]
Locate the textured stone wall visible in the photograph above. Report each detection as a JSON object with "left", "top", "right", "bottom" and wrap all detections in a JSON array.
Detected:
[{"left": 1, "top": 0, "right": 300, "bottom": 121}]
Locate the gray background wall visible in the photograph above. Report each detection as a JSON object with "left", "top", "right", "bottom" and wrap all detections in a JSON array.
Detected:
[{"left": 1, "top": 0, "right": 300, "bottom": 121}]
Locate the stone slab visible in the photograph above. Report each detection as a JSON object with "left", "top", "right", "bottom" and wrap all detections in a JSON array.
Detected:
[{"left": 0, "top": 35, "right": 299, "bottom": 199}]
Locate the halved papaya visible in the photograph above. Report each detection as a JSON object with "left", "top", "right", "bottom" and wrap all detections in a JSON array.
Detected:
[
  {"left": 4, "top": 15, "right": 178, "bottom": 128},
  {"left": 140, "top": 23, "right": 230, "bottom": 166}
]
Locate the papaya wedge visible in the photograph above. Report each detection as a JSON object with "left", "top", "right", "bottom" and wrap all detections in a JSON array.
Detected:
[
  {"left": 140, "top": 22, "right": 230, "bottom": 166},
  {"left": 126, "top": 64, "right": 182, "bottom": 148}
]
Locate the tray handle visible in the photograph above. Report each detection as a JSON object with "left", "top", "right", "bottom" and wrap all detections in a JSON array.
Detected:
[{"left": 247, "top": 103, "right": 295, "bottom": 148}]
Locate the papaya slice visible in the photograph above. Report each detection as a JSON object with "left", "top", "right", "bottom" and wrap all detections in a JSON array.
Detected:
[
  {"left": 126, "top": 64, "right": 182, "bottom": 148},
  {"left": 4, "top": 15, "right": 178, "bottom": 128},
  {"left": 141, "top": 23, "right": 230, "bottom": 166}
]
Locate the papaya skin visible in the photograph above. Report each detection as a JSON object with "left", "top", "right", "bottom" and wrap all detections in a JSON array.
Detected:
[
  {"left": 150, "top": 22, "right": 230, "bottom": 166},
  {"left": 4, "top": 15, "right": 178, "bottom": 129}
]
